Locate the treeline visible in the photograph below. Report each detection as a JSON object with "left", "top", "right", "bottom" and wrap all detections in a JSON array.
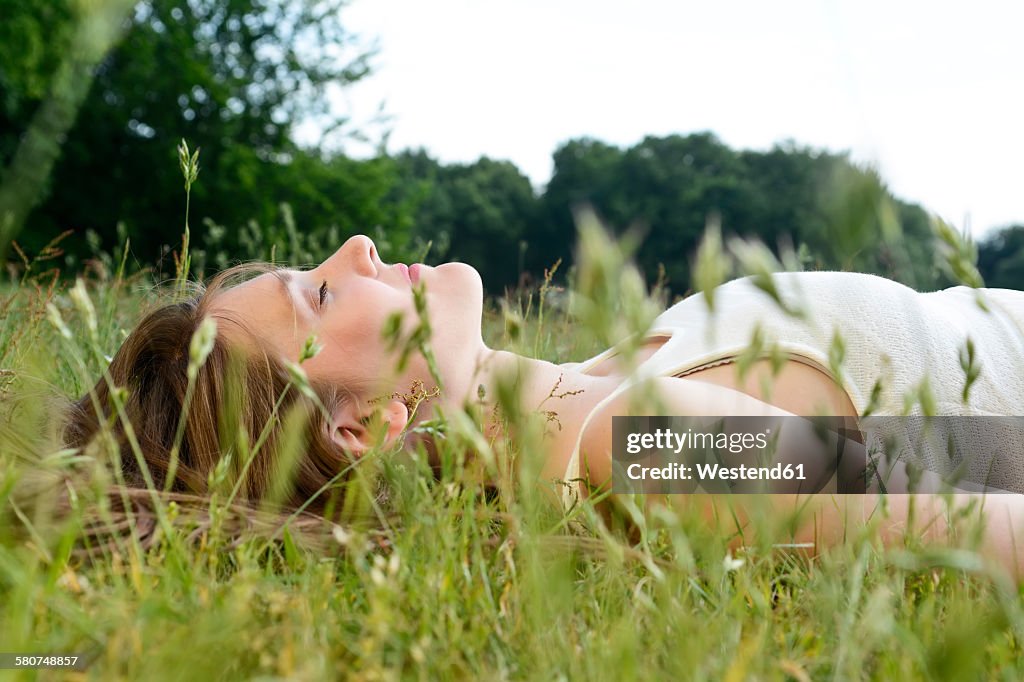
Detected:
[
  {"left": 3, "top": 0, "right": 1022, "bottom": 292},
  {"left": 390, "top": 136, "right": 948, "bottom": 293}
]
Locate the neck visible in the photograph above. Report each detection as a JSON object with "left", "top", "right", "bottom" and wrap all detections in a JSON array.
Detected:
[{"left": 436, "top": 345, "right": 619, "bottom": 444}]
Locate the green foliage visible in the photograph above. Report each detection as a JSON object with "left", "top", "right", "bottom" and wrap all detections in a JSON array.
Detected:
[
  {"left": 0, "top": 0, "right": 137, "bottom": 261},
  {"left": 390, "top": 150, "right": 538, "bottom": 290},
  {"left": 385, "top": 134, "right": 959, "bottom": 297},
  {"left": 188, "top": 152, "right": 415, "bottom": 274},
  {"left": 531, "top": 137, "right": 626, "bottom": 278},
  {"left": 933, "top": 215, "right": 985, "bottom": 289},
  {"left": 978, "top": 224, "right": 1024, "bottom": 289},
  {"left": 3, "top": 0, "right": 393, "bottom": 266},
  {"left": 0, "top": 0, "right": 76, "bottom": 133},
  {"left": 533, "top": 134, "right": 950, "bottom": 295}
]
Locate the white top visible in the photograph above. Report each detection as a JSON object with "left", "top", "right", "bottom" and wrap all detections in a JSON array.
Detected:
[{"left": 558, "top": 271, "right": 1024, "bottom": 509}]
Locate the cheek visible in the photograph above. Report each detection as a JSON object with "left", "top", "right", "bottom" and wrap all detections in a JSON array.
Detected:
[
  {"left": 308, "top": 326, "right": 403, "bottom": 394},
  {"left": 346, "top": 280, "right": 414, "bottom": 327},
  {"left": 312, "top": 290, "right": 412, "bottom": 381},
  {"left": 360, "top": 306, "right": 416, "bottom": 357}
]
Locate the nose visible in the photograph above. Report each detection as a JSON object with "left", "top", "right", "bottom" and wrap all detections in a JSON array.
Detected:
[{"left": 319, "top": 234, "right": 378, "bottom": 278}]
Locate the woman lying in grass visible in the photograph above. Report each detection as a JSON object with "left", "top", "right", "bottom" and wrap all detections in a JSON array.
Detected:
[{"left": 65, "top": 233, "right": 1024, "bottom": 578}]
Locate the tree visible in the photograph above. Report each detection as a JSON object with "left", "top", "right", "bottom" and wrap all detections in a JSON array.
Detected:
[
  {"left": 0, "top": 0, "right": 135, "bottom": 259},
  {"left": 3, "top": 0, "right": 381, "bottom": 263},
  {"left": 616, "top": 133, "right": 754, "bottom": 291},
  {"left": 978, "top": 225, "right": 1024, "bottom": 290},
  {"left": 0, "top": 0, "right": 76, "bottom": 162},
  {"left": 539, "top": 133, "right": 943, "bottom": 295},
  {"left": 533, "top": 138, "right": 623, "bottom": 275},
  {"left": 442, "top": 158, "right": 537, "bottom": 290},
  {"left": 391, "top": 150, "right": 539, "bottom": 291}
]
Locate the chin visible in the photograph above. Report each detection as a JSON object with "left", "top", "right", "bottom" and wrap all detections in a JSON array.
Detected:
[
  {"left": 434, "top": 262, "right": 483, "bottom": 296},
  {"left": 429, "top": 261, "right": 484, "bottom": 334}
]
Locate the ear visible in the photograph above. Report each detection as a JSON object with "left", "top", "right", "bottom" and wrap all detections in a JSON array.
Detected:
[{"left": 329, "top": 399, "right": 409, "bottom": 458}]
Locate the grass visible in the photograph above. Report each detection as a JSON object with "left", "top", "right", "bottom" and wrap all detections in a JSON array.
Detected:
[{"left": 1, "top": 211, "right": 1023, "bottom": 681}]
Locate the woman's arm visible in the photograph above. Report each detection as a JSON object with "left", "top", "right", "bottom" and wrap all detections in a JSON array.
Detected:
[{"left": 578, "top": 376, "right": 1024, "bottom": 580}]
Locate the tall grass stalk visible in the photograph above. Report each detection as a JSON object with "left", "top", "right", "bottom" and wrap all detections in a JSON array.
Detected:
[{"left": 175, "top": 139, "right": 200, "bottom": 295}]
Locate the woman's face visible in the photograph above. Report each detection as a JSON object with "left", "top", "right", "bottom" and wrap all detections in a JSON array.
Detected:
[{"left": 210, "top": 235, "right": 486, "bottom": 403}]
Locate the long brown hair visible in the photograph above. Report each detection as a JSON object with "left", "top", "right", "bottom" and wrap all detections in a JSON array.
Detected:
[{"left": 63, "top": 263, "right": 364, "bottom": 518}]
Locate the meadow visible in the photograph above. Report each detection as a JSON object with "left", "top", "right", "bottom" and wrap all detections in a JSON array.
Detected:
[{"left": 1, "top": 207, "right": 1023, "bottom": 682}]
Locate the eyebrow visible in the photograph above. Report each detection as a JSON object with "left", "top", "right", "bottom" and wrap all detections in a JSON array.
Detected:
[
  {"left": 272, "top": 270, "right": 293, "bottom": 305},
  {"left": 272, "top": 270, "right": 314, "bottom": 319}
]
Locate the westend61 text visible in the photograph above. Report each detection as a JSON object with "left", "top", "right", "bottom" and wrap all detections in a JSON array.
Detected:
[
  {"left": 611, "top": 415, "right": 866, "bottom": 495},
  {"left": 626, "top": 461, "right": 805, "bottom": 481}
]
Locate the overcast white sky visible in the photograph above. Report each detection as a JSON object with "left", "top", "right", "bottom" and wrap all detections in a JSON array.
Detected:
[{"left": 308, "top": 0, "right": 1023, "bottom": 240}]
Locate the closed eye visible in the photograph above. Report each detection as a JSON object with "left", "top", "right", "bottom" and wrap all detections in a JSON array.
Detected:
[{"left": 317, "top": 280, "right": 328, "bottom": 308}]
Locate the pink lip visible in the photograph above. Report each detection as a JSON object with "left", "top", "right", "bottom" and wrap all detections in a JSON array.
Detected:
[
  {"left": 409, "top": 263, "right": 422, "bottom": 284},
  {"left": 395, "top": 263, "right": 410, "bottom": 283}
]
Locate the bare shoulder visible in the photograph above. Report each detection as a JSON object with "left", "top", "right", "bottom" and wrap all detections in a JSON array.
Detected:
[
  {"left": 577, "top": 360, "right": 861, "bottom": 487},
  {"left": 577, "top": 375, "right": 793, "bottom": 488},
  {"left": 681, "top": 357, "right": 859, "bottom": 418}
]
